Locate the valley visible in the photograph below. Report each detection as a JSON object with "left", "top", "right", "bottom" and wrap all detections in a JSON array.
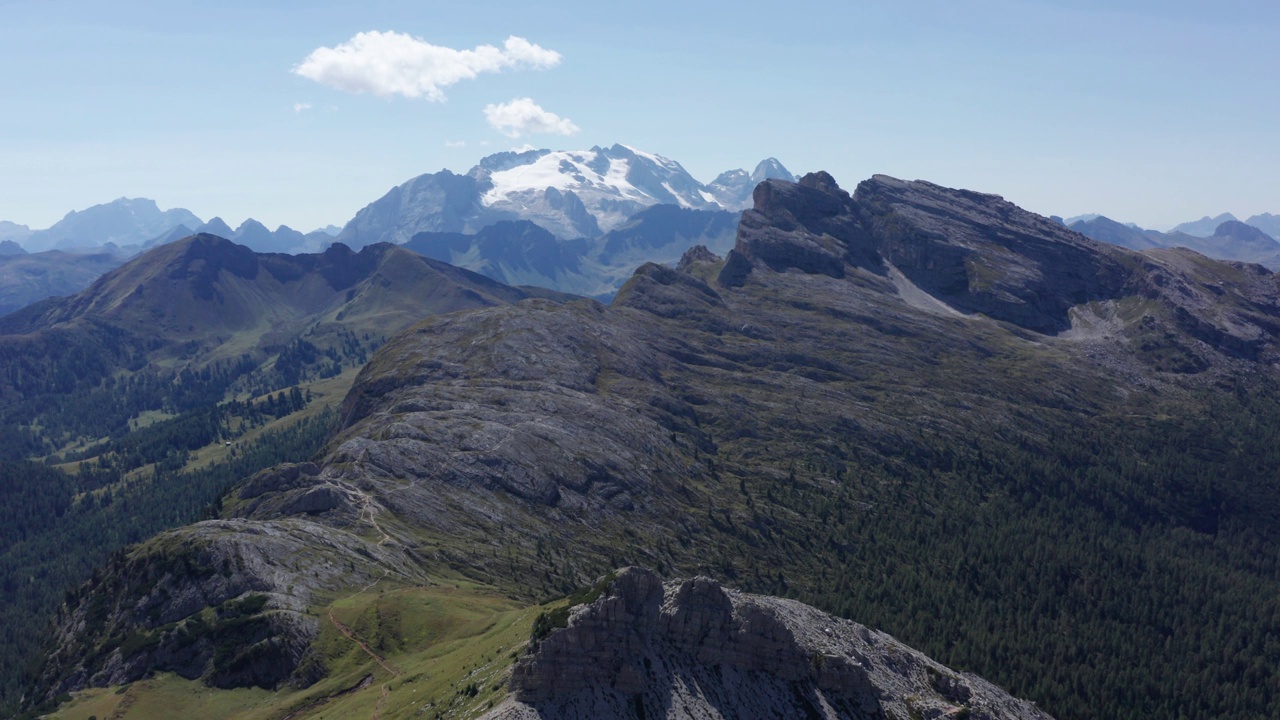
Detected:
[
  {"left": 0, "top": 236, "right": 569, "bottom": 714},
  {"left": 9, "top": 170, "right": 1280, "bottom": 718}
]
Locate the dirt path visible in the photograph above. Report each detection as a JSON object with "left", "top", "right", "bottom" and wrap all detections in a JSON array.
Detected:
[
  {"left": 372, "top": 683, "right": 390, "bottom": 720},
  {"left": 326, "top": 606, "right": 403, "bottom": 720},
  {"left": 327, "top": 607, "right": 402, "bottom": 678},
  {"left": 329, "top": 477, "right": 422, "bottom": 718},
  {"left": 108, "top": 685, "right": 137, "bottom": 720}
]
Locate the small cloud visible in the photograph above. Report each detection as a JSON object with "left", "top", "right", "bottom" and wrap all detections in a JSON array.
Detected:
[
  {"left": 293, "top": 32, "right": 562, "bottom": 101},
  {"left": 444, "top": 140, "right": 467, "bottom": 148},
  {"left": 511, "top": 143, "right": 538, "bottom": 152},
  {"left": 293, "top": 102, "right": 313, "bottom": 113},
  {"left": 484, "top": 98, "right": 580, "bottom": 138}
]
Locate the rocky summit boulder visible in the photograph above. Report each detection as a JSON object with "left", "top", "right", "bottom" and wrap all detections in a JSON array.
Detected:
[{"left": 489, "top": 567, "right": 1052, "bottom": 720}]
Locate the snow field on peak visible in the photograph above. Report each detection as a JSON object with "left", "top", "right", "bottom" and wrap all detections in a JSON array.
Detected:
[{"left": 480, "top": 150, "right": 648, "bottom": 207}]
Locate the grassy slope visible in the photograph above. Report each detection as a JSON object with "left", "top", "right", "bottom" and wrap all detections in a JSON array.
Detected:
[{"left": 46, "top": 583, "right": 544, "bottom": 720}]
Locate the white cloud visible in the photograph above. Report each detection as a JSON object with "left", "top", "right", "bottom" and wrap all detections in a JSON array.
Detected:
[
  {"left": 293, "top": 102, "right": 313, "bottom": 113},
  {"left": 444, "top": 140, "right": 467, "bottom": 148},
  {"left": 293, "top": 32, "right": 562, "bottom": 101},
  {"left": 484, "top": 98, "right": 580, "bottom": 138}
]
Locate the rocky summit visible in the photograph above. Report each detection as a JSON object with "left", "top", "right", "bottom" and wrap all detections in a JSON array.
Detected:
[
  {"left": 490, "top": 567, "right": 1051, "bottom": 720},
  {"left": 33, "top": 172, "right": 1280, "bottom": 719}
]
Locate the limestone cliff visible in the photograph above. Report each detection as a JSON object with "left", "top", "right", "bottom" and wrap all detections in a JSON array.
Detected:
[{"left": 487, "top": 568, "right": 1052, "bottom": 720}]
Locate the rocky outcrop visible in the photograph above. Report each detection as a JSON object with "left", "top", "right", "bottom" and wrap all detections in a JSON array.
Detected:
[
  {"left": 675, "top": 244, "right": 720, "bottom": 271},
  {"left": 723, "top": 171, "right": 1136, "bottom": 334},
  {"left": 492, "top": 568, "right": 1051, "bottom": 720},
  {"left": 33, "top": 518, "right": 425, "bottom": 703},
  {"left": 718, "top": 172, "right": 1280, "bottom": 363}
]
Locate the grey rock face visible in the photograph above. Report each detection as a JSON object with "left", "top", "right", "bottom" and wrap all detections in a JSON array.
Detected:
[
  {"left": 675, "top": 244, "right": 720, "bottom": 271},
  {"left": 35, "top": 517, "right": 425, "bottom": 702},
  {"left": 721, "top": 172, "right": 1280, "bottom": 355},
  {"left": 494, "top": 568, "right": 1052, "bottom": 720},
  {"left": 336, "top": 170, "right": 482, "bottom": 248}
]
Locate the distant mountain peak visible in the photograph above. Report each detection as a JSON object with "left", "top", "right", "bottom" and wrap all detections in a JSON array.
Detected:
[
  {"left": 338, "top": 144, "right": 793, "bottom": 248},
  {"left": 197, "top": 217, "right": 235, "bottom": 239},
  {"left": 236, "top": 218, "right": 269, "bottom": 233},
  {"left": 1173, "top": 212, "right": 1240, "bottom": 237},
  {"left": 1245, "top": 212, "right": 1280, "bottom": 239},
  {"left": 1213, "top": 220, "right": 1277, "bottom": 245},
  {"left": 752, "top": 157, "right": 795, "bottom": 184},
  {"left": 0, "top": 220, "right": 32, "bottom": 245},
  {"left": 23, "top": 197, "right": 202, "bottom": 252},
  {"left": 469, "top": 144, "right": 719, "bottom": 238},
  {"left": 706, "top": 158, "right": 795, "bottom": 211}
]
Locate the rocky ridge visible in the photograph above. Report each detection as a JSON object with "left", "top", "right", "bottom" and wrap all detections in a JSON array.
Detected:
[
  {"left": 194, "top": 218, "right": 337, "bottom": 255},
  {"left": 1072, "top": 214, "right": 1280, "bottom": 269},
  {"left": 0, "top": 249, "right": 126, "bottom": 318},
  {"left": 38, "top": 503, "right": 424, "bottom": 694},
  {"left": 489, "top": 567, "right": 1051, "bottom": 720}
]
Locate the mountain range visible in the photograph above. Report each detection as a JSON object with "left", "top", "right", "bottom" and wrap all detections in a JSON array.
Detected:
[
  {"left": 8, "top": 147, "right": 1280, "bottom": 318},
  {"left": 20, "top": 171, "right": 1280, "bottom": 719},
  {"left": 0, "top": 205, "right": 347, "bottom": 318},
  {"left": 0, "top": 147, "right": 788, "bottom": 315},
  {"left": 334, "top": 144, "right": 793, "bottom": 247},
  {"left": 20, "top": 198, "right": 202, "bottom": 253},
  {"left": 0, "top": 234, "right": 566, "bottom": 373},
  {"left": 1070, "top": 214, "right": 1280, "bottom": 268},
  {"left": 193, "top": 217, "right": 340, "bottom": 255},
  {"left": 10, "top": 145, "right": 1280, "bottom": 719},
  {"left": 1165, "top": 212, "right": 1280, "bottom": 238}
]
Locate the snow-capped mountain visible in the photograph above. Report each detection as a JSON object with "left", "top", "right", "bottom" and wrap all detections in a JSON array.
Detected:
[
  {"left": 706, "top": 158, "right": 796, "bottom": 210},
  {"left": 336, "top": 144, "right": 793, "bottom": 246},
  {"left": 472, "top": 144, "right": 723, "bottom": 238}
]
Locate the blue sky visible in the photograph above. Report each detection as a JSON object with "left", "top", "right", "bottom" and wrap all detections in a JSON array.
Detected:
[{"left": 2, "top": 0, "right": 1277, "bottom": 232}]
